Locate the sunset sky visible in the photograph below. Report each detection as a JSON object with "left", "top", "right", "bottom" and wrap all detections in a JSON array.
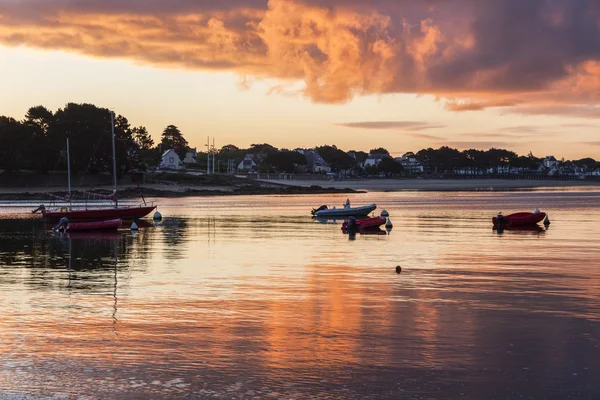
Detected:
[{"left": 1, "top": 0, "right": 599, "bottom": 158}]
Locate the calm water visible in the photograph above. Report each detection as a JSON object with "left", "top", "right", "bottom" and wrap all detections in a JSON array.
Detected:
[{"left": 1, "top": 190, "right": 600, "bottom": 399}]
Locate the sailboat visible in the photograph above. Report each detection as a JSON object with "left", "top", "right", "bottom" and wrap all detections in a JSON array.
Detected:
[{"left": 35, "top": 111, "right": 156, "bottom": 221}]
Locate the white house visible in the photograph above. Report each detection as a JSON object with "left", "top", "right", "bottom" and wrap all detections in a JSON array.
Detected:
[
  {"left": 160, "top": 149, "right": 182, "bottom": 170},
  {"left": 304, "top": 150, "right": 331, "bottom": 173},
  {"left": 543, "top": 156, "right": 559, "bottom": 169},
  {"left": 395, "top": 156, "right": 424, "bottom": 174},
  {"left": 237, "top": 154, "right": 257, "bottom": 171},
  {"left": 183, "top": 147, "right": 197, "bottom": 164},
  {"left": 364, "top": 153, "right": 388, "bottom": 168}
]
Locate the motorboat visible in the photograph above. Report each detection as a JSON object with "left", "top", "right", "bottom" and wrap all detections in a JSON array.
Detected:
[
  {"left": 312, "top": 199, "right": 376, "bottom": 218},
  {"left": 342, "top": 216, "right": 386, "bottom": 231},
  {"left": 493, "top": 210, "right": 547, "bottom": 228},
  {"left": 53, "top": 217, "right": 122, "bottom": 232}
]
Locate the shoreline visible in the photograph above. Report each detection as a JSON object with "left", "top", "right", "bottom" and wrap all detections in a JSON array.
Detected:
[
  {"left": 256, "top": 178, "right": 600, "bottom": 192},
  {"left": 0, "top": 178, "right": 597, "bottom": 201}
]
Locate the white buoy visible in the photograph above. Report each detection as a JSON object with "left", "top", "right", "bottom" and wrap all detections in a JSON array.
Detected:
[
  {"left": 381, "top": 210, "right": 389, "bottom": 217},
  {"left": 153, "top": 211, "right": 162, "bottom": 220},
  {"left": 385, "top": 217, "right": 393, "bottom": 229},
  {"left": 130, "top": 221, "right": 139, "bottom": 231}
]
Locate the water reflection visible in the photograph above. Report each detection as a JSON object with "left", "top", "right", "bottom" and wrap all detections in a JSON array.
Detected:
[{"left": 0, "top": 192, "right": 599, "bottom": 399}]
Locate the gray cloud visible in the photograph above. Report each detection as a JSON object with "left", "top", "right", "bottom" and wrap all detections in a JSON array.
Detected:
[{"left": 336, "top": 121, "right": 445, "bottom": 131}]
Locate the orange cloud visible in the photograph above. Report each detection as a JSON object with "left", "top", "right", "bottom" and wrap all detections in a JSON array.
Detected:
[{"left": 0, "top": 0, "right": 599, "bottom": 110}]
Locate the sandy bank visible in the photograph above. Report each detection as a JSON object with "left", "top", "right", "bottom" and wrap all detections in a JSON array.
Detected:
[{"left": 257, "top": 178, "right": 600, "bottom": 192}]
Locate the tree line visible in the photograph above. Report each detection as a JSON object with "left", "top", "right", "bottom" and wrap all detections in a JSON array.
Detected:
[
  {"left": 1, "top": 102, "right": 598, "bottom": 176},
  {"left": 0, "top": 103, "right": 189, "bottom": 176}
]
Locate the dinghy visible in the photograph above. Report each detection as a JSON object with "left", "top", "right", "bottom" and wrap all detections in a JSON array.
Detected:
[
  {"left": 312, "top": 199, "right": 377, "bottom": 218},
  {"left": 493, "top": 210, "right": 546, "bottom": 227}
]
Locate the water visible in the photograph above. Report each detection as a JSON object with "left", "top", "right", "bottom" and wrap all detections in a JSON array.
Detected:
[{"left": 1, "top": 190, "right": 600, "bottom": 399}]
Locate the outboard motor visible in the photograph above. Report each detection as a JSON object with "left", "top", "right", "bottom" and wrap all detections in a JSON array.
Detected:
[
  {"left": 346, "top": 216, "right": 358, "bottom": 230},
  {"left": 496, "top": 212, "right": 504, "bottom": 224},
  {"left": 53, "top": 217, "right": 70, "bottom": 232},
  {"left": 31, "top": 204, "right": 45, "bottom": 214},
  {"left": 311, "top": 205, "right": 328, "bottom": 215}
]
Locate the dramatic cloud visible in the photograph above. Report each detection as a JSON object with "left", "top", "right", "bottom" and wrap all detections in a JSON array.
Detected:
[
  {"left": 336, "top": 121, "right": 444, "bottom": 131},
  {"left": 505, "top": 105, "right": 600, "bottom": 118},
  {"left": 1, "top": 0, "right": 600, "bottom": 107}
]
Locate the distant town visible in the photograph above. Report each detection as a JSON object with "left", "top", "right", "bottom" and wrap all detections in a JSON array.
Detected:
[{"left": 1, "top": 102, "right": 599, "bottom": 180}]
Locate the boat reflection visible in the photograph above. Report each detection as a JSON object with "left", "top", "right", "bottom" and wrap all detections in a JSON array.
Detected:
[{"left": 494, "top": 225, "right": 547, "bottom": 235}]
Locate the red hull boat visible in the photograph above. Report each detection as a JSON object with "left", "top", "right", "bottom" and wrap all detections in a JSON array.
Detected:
[
  {"left": 66, "top": 219, "right": 122, "bottom": 232},
  {"left": 493, "top": 212, "right": 546, "bottom": 227},
  {"left": 342, "top": 216, "right": 387, "bottom": 231},
  {"left": 43, "top": 205, "right": 156, "bottom": 221}
]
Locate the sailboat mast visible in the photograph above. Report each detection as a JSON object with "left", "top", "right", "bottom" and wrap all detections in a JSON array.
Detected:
[
  {"left": 110, "top": 111, "right": 117, "bottom": 194},
  {"left": 66, "top": 136, "right": 72, "bottom": 198}
]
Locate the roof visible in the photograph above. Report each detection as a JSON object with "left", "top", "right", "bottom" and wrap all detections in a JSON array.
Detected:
[{"left": 162, "top": 149, "right": 178, "bottom": 158}]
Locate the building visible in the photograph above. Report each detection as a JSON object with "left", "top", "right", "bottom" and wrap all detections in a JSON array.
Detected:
[
  {"left": 160, "top": 149, "right": 182, "bottom": 170},
  {"left": 543, "top": 156, "right": 559, "bottom": 169},
  {"left": 183, "top": 147, "right": 197, "bottom": 165},
  {"left": 364, "top": 153, "right": 388, "bottom": 168},
  {"left": 304, "top": 150, "right": 331, "bottom": 173},
  {"left": 237, "top": 154, "right": 257, "bottom": 171},
  {"left": 395, "top": 156, "right": 424, "bottom": 174}
]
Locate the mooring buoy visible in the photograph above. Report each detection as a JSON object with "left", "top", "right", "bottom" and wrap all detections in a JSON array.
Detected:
[
  {"left": 385, "top": 217, "right": 393, "bottom": 229},
  {"left": 396, "top": 265, "right": 402, "bottom": 274},
  {"left": 130, "top": 221, "right": 139, "bottom": 231},
  {"left": 153, "top": 211, "right": 163, "bottom": 221},
  {"left": 544, "top": 215, "right": 550, "bottom": 226}
]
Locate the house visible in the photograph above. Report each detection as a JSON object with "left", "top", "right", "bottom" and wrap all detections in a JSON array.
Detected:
[
  {"left": 395, "top": 156, "right": 424, "bottom": 174},
  {"left": 364, "top": 153, "right": 388, "bottom": 168},
  {"left": 543, "top": 156, "right": 559, "bottom": 169},
  {"left": 237, "top": 154, "right": 257, "bottom": 171},
  {"left": 304, "top": 150, "right": 331, "bottom": 173},
  {"left": 183, "top": 147, "right": 197, "bottom": 164},
  {"left": 160, "top": 149, "right": 182, "bottom": 170}
]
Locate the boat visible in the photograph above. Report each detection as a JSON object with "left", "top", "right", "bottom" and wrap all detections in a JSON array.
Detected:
[
  {"left": 40, "top": 204, "right": 156, "bottom": 221},
  {"left": 33, "top": 111, "right": 156, "bottom": 221},
  {"left": 54, "top": 217, "right": 122, "bottom": 232},
  {"left": 312, "top": 199, "right": 377, "bottom": 218},
  {"left": 342, "top": 216, "right": 386, "bottom": 231},
  {"left": 493, "top": 210, "right": 546, "bottom": 227}
]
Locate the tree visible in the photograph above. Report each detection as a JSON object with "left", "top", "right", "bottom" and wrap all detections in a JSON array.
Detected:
[
  {"left": 161, "top": 125, "right": 188, "bottom": 158},
  {"left": 0, "top": 116, "right": 31, "bottom": 173},
  {"left": 24, "top": 105, "right": 58, "bottom": 173},
  {"left": 265, "top": 150, "right": 306, "bottom": 173},
  {"left": 315, "top": 145, "right": 356, "bottom": 172},
  {"left": 370, "top": 147, "right": 390, "bottom": 155},
  {"left": 378, "top": 157, "right": 403, "bottom": 176}
]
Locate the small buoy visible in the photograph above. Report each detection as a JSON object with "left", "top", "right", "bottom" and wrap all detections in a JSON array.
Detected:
[
  {"left": 385, "top": 217, "right": 393, "bottom": 229},
  {"left": 153, "top": 211, "right": 162, "bottom": 220},
  {"left": 544, "top": 215, "right": 550, "bottom": 226},
  {"left": 396, "top": 266, "right": 401, "bottom": 274},
  {"left": 381, "top": 210, "right": 389, "bottom": 217},
  {"left": 130, "top": 221, "right": 139, "bottom": 231}
]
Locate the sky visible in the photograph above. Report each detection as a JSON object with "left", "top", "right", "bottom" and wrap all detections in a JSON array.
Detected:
[{"left": 0, "top": 0, "right": 599, "bottom": 159}]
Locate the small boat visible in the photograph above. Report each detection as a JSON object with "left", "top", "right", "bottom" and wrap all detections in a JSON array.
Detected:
[
  {"left": 342, "top": 216, "right": 386, "bottom": 231},
  {"left": 32, "top": 111, "right": 156, "bottom": 222},
  {"left": 312, "top": 200, "right": 377, "bottom": 218},
  {"left": 54, "top": 217, "right": 122, "bottom": 232},
  {"left": 493, "top": 210, "right": 546, "bottom": 227}
]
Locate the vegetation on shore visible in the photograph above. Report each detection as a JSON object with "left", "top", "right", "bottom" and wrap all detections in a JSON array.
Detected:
[{"left": 1, "top": 102, "right": 598, "bottom": 180}]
